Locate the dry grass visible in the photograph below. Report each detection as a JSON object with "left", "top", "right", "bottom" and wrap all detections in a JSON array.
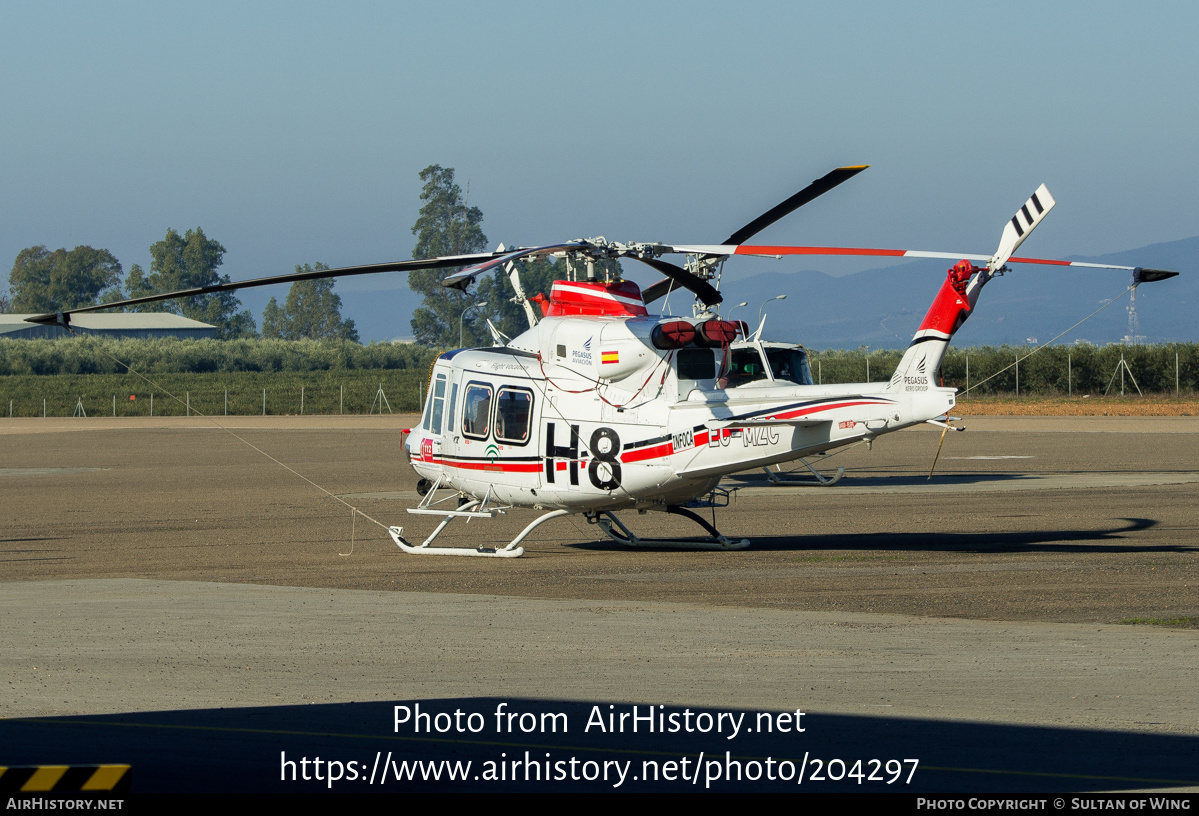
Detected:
[{"left": 957, "top": 395, "right": 1199, "bottom": 416}]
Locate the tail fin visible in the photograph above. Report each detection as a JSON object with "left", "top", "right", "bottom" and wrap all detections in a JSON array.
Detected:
[
  {"left": 888, "top": 185, "right": 1055, "bottom": 391},
  {"left": 888, "top": 260, "right": 977, "bottom": 390}
]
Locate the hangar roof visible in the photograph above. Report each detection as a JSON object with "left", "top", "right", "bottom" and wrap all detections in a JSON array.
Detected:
[{"left": 0, "top": 313, "right": 216, "bottom": 337}]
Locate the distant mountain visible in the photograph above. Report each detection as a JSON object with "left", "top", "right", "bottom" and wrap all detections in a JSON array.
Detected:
[{"left": 719, "top": 236, "right": 1198, "bottom": 349}]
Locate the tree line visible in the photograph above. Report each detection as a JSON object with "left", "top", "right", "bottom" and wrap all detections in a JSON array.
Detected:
[
  {"left": 6, "top": 228, "right": 359, "bottom": 342},
  {"left": 0, "top": 336, "right": 435, "bottom": 376},
  {"left": 808, "top": 343, "right": 1199, "bottom": 395},
  {"left": 4, "top": 333, "right": 1198, "bottom": 395}
]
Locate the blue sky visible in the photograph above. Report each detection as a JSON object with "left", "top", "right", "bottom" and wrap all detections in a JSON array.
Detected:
[{"left": 3, "top": 1, "right": 1196, "bottom": 340}]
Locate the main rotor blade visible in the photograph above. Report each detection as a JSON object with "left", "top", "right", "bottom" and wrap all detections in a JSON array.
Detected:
[
  {"left": 723, "top": 165, "right": 869, "bottom": 246},
  {"left": 24, "top": 252, "right": 507, "bottom": 327},
  {"left": 641, "top": 277, "right": 683, "bottom": 304},
  {"left": 442, "top": 242, "right": 584, "bottom": 291},
  {"left": 669, "top": 243, "right": 1175, "bottom": 274},
  {"left": 628, "top": 256, "right": 723, "bottom": 306}
]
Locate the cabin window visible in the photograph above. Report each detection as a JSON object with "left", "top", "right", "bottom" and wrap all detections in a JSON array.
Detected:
[
  {"left": 430, "top": 373, "right": 447, "bottom": 433},
  {"left": 676, "top": 348, "right": 716, "bottom": 380},
  {"left": 420, "top": 379, "right": 435, "bottom": 431},
  {"left": 462, "top": 382, "right": 493, "bottom": 440},
  {"left": 446, "top": 382, "right": 458, "bottom": 432},
  {"left": 495, "top": 387, "right": 533, "bottom": 445}
]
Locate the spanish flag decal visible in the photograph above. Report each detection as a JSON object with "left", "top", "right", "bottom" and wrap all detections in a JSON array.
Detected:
[{"left": 601, "top": 350, "right": 619, "bottom": 365}]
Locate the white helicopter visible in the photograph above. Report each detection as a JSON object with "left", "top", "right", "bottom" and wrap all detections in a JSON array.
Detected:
[{"left": 28, "top": 166, "right": 1177, "bottom": 557}]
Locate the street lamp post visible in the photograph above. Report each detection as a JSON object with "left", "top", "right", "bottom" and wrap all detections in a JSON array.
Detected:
[
  {"left": 756, "top": 294, "right": 786, "bottom": 329},
  {"left": 460, "top": 302, "right": 485, "bottom": 348},
  {"left": 724, "top": 301, "right": 749, "bottom": 327}
]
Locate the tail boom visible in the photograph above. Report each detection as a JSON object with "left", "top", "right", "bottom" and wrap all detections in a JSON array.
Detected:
[{"left": 913, "top": 260, "right": 976, "bottom": 343}]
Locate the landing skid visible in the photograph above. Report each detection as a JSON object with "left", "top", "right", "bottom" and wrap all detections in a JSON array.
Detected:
[
  {"left": 593, "top": 507, "right": 750, "bottom": 551},
  {"left": 390, "top": 504, "right": 573, "bottom": 558},
  {"left": 390, "top": 481, "right": 749, "bottom": 555},
  {"left": 762, "top": 458, "right": 846, "bottom": 486}
]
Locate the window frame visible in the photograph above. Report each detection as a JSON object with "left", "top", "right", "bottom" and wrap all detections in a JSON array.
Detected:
[
  {"left": 494, "top": 386, "right": 535, "bottom": 446},
  {"left": 461, "top": 381, "right": 494, "bottom": 441}
]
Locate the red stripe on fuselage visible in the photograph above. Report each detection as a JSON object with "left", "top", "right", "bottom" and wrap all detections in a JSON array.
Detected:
[
  {"left": 433, "top": 458, "right": 543, "bottom": 473},
  {"left": 621, "top": 442, "right": 673, "bottom": 464},
  {"left": 752, "top": 398, "right": 890, "bottom": 423}
]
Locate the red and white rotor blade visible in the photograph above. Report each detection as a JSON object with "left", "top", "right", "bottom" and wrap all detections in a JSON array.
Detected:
[
  {"left": 669, "top": 243, "right": 1141, "bottom": 273},
  {"left": 990, "top": 183, "right": 1054, "bottom": 271}
]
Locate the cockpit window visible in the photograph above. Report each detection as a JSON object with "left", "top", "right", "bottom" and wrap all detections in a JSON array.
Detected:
[
  {"left": 765, "top": 346, "right": 815, "bottom": 385},
  {"left": 724, "top": 348, "right": 770, "bottom": 387}
]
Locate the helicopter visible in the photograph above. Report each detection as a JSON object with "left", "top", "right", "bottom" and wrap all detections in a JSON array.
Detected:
[{"left": 27, "top": 166, "right": 1179, "bottom": 558}]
